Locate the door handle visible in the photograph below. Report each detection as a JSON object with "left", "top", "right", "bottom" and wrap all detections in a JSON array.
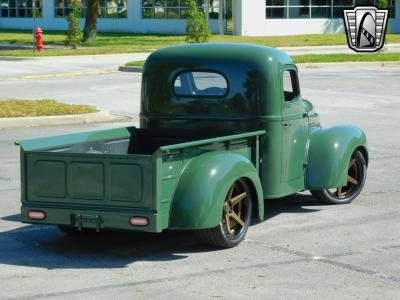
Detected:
[{"left": 283, "top": 123, "right": 291, "bottom": 128}]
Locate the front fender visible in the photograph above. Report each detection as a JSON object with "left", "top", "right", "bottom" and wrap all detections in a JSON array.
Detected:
[
  {"left": 306, "top": 125, "right": 368, "bottom": 189},
  {"left": 169, "top": 151, "right": 264, "bottom": 230}
]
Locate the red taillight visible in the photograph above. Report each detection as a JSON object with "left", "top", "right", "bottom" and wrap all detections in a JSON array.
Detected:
[
  {"left": 129, "top": 217, "right": 149, "bottom": 226},
  {"left": 28, "top": 210, "right": 46, "bottom": 220}
]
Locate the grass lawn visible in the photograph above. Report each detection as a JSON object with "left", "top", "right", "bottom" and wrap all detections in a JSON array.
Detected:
[
  {"left": 0, "top": 99, "right": 98, "bottom": 118},
  {"left": 126, "top": 61, "right": 146, "bottom": 67},
  {"left": 293, "top": 52, "right": 400, "bottom": 63},
  {"left": 126, "top": 52, "right": 400, "bottom": 66},
  {"left": 1, "top": 29, "right": 400, "bottom": 57}
]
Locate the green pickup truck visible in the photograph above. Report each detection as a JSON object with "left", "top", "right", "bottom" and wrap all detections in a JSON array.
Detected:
[{"left": 17, "top": 44, "right": 368, "bottom": 248}]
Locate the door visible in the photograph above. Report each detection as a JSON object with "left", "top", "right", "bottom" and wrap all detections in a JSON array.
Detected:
[
  {"left": 281, "top": 67, "right": 309, "bottom": 183},
  {"left": 224, "top": 0, "right": 232, "bottom": 33}
]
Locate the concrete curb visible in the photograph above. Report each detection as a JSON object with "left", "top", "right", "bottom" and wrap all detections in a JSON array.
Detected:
[
  {"left": 0, "top": 69, "right": 118, "bottom": 81},
  {"left": 0, "top": 110, "right": 132, "bottom": 129},
  {"left": 297, "top": 61, "right": 400, "bottom": 68},
  {"left": 118, "top": 66, "right": 143, "bottom": 73},
  {"left": 0, "top": 56, "right": 34, "bottom": 61},
  {"left": 0, "top": 52, "right": 152, "bottom": 61},
  {"left": 279, "top": 43, "right": 400, "bottom": 52}
]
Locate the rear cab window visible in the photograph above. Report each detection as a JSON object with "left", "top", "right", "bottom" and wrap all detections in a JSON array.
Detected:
[{"left": 174, "top": 71, "right": 228, "bottom": 97}]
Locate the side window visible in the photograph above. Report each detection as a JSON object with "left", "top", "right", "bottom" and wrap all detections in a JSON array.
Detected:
[
  {"left": 173, "top": 71, "right": 228, "bottom": 97},
  {"left": 283, "top": 70, "right": 299, "bottom": 102}
]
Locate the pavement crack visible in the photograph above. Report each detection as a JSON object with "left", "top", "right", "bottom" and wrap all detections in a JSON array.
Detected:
[
  {"left": 6, "top": 258, "right": 308, "bottom": 299},
  {"left": 318, "top": 258, "right": 400, "bottom": 283},
  {"left": 363, "top": 189, "right": 400, "bottom": 196},
  {"left": 266, "top": 244, "right": 400, "bottom": 283}
]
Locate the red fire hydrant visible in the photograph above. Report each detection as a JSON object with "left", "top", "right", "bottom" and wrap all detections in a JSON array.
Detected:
[{"left": 35, "top": 27, "right": 44, "bottom": 52}]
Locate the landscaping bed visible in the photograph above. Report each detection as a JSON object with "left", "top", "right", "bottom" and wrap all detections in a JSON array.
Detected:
[{"left": 0, "top": 99, "right": 98, "bottom": 118}]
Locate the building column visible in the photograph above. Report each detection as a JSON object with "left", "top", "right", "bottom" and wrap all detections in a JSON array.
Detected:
[
  {"left": 129, "top": 0, "right": 141, "bottom": 32},
  {"left": 240, "top": 0, "right": 266, "bottom": 36},
  {"left": 42, "top": 0, "right": 54, "bottom": 20},
  {"left": 232, "top": 0, "right": 242, "bottom": 35},
  {"left": 218, "top": 0, "right": 223, "bottom": 34}
]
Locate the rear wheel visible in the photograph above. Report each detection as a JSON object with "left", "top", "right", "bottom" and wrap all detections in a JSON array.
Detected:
[
  {"left": 311, "top": 150, "right": 367, "bottom": 204},
  {"left": 195, "top": 179, "right": 252, "bottom": 248}
]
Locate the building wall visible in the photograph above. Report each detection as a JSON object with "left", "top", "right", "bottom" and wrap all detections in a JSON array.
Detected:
[
  {"left": 0, "top": 0, "right": 398, "bottom": 35},
  {"left": 239, "top": 0, "right": 399, "bottom": 36},
  {"left": 392, "top": 0, "right": 400, "bottom": 33},
  {"left": 0, "top": 0, "right": 220, "bottom": 34},
  {"left": 251, "top": 19, "right": 346, "bottom": 36}
]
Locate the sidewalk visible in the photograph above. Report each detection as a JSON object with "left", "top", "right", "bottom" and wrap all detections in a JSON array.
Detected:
[
  {"left": 281, "top": 43, "right": 400, "bottom": 56},
  {"left": 1, "top": 43, "right": 399, "bottom": 79},
  {"left": 0, "top": 43, "right": 67, "bottom": 50},
  {"left": 0, "top": 53, "right": 150, "bottom": 78}
]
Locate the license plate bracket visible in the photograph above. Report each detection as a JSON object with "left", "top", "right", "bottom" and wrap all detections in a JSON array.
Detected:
[{"left": 74, "top": 214, "right": 102, "bottom": 232}]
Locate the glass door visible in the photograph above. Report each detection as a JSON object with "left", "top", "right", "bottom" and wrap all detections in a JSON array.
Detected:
[{"left": 224, "top": 0, "right": 232, "bottom": 34}]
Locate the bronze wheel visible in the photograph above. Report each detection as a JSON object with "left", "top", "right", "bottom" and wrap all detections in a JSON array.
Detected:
[
  {"left": 195, "top": 179, "right": 252, "bottom": 248},
  {"left": 222, "top": 181, "right": 249, "bottom": 238},
  {"left": 311, "top": 150, "right": 367, "bottom": 204}
]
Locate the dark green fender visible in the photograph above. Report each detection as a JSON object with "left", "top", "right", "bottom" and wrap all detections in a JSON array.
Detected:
[
  {"left": 305, "top": 125, "right": 368, "bottom": 189},
  {"left": 169, "top": 151, "right": 264, "bottom": 230}
]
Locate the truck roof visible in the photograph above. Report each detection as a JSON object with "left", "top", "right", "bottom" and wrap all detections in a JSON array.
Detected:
[
  {"left": 141, "top": 43, "right": 295, "bottom": 121},
  {"left": 145, "top": 43, "right": 293, "bottom": 69}
]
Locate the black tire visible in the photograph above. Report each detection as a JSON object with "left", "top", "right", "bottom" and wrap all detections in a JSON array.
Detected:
[
  {"left": 311, "top": 150, "right": 367, "bottom": 204},
  {"left": 195, "top": 179, "right": 253, "bottom": 248}
]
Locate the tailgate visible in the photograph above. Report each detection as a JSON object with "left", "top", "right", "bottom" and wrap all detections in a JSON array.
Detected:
[{"left": 23, "top": 152, "right": 153, "bottom": 209}]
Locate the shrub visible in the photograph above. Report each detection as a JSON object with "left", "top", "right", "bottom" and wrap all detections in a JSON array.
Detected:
[
  {"left": 185, "top": 0, "right": 210, "bottom": 43},
  {"left": 65, "top": 0, "right": 83, "bottom": 49}
]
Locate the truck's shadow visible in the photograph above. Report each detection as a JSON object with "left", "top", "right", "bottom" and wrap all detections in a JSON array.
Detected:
[
  {"left": 261, "top": 193, "right": 321, "bottom": 222},
  {"left": 0, "top": 193, "right": 321, "bottom": 270}
]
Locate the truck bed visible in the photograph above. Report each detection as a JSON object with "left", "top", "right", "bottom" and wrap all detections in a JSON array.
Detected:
[{"left": 18, "top": 127, "right": 264, "bottom": 232}]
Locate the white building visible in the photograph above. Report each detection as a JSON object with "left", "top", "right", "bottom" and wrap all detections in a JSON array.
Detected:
[{"left": 0, "top": 0, "right": 398, "bottom": 35}]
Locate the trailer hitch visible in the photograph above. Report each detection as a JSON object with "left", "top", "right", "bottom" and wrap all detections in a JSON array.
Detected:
[{"left": 74, "top": 214, "right": 102, "bottom": 232}]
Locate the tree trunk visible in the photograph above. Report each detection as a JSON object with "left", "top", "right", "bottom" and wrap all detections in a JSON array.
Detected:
[{"left": 83, "top": 0, "right": 100, "bottom": 42}]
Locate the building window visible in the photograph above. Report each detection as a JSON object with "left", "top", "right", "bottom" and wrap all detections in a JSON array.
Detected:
[
  {"left": 266, "top": 0, "right": 396, "bottom": 19},
  {"left": 388, "top": 0, "right": 396, "bottom": 18},
  {"left": 331, "top": 0, "right": 352, "bottom": 18},
  {"left": 208, "top": 0, "right": 220, "bottom": 19},
  {"left": 1, "top": 0, "right": 43, "bottom": 18},
  {"left": 55, "top": 0, "right": 127, "bottom": 18},
  {"left": 142, "top": 0, "right": 208, "bottom": 19}
]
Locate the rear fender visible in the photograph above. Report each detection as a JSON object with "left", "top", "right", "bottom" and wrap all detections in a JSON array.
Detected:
[
  {"left": 306, "top": 125, "right": 368, "bottom": 189},
  {"left": 169, "top": 151, "right": 264, "bottom": 230}
]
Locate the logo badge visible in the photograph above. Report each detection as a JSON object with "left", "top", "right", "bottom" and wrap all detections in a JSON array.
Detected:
[{"left": 343, "top": 6, "right": 389, "bottom": 52}]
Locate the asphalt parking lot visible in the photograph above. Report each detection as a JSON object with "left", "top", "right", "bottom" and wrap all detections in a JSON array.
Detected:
[{"left": 0, "top": 63, "right": 399, "bottom": 299}]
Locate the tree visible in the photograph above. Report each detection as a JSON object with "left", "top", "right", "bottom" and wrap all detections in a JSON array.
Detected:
[
  {"left": 65, "top": 0, "right": 82, "bottom": 49},
  {"left": 83, "top": 0, "right": 100, "bottom": 42},
  {"left": 185, "top": 0, "right": 210, "bottom": 43},
  {"left": 376, "top": 0, "right": 389, "bottom": 8},
  {"left": 376, "top": 0, "right": 391, "bottom": 34}
]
